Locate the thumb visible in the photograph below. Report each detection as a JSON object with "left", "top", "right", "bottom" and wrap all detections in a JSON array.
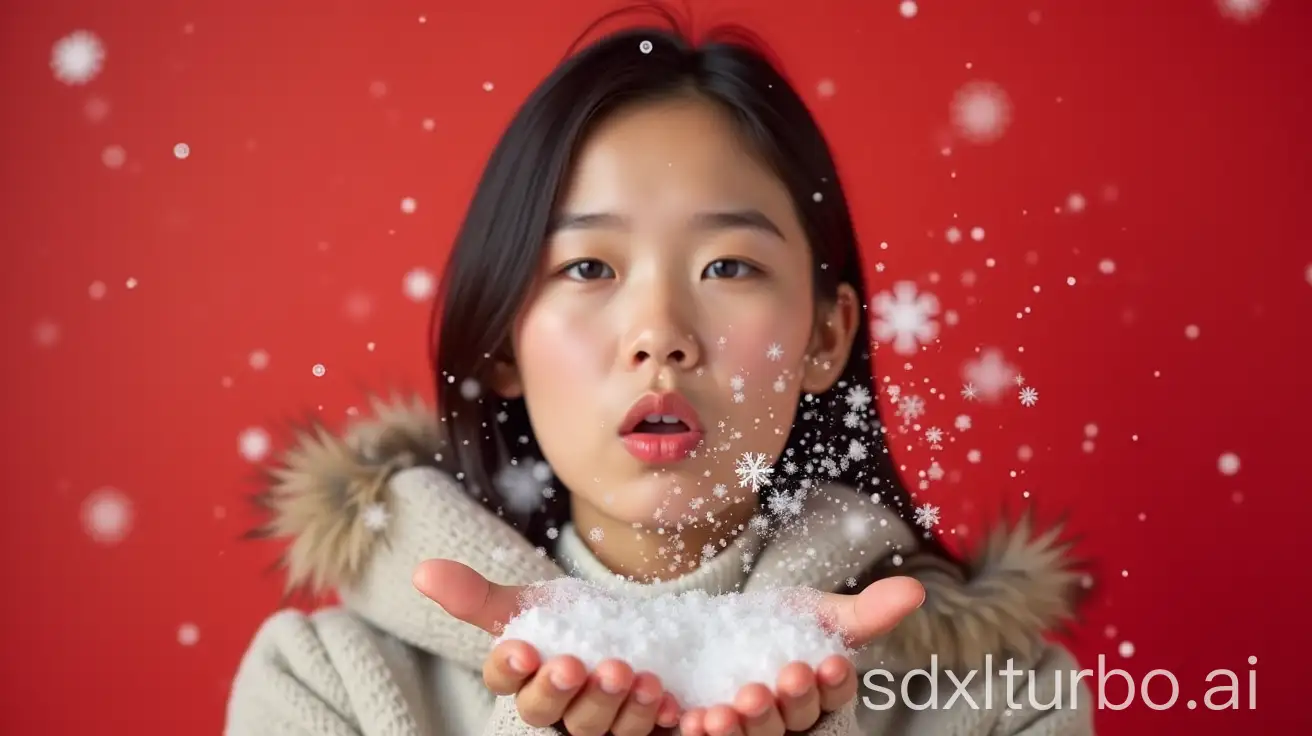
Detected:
[
  {"left": 412, "top": 559, "right": 526, "bottom": 635},
  {"left": 817, "top": 576, "right": 926, "bottom": 647}
]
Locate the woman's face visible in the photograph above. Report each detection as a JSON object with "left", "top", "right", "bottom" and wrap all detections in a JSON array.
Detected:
[{"left": 496, "top": 96, "right": 858, "bottom": 530}]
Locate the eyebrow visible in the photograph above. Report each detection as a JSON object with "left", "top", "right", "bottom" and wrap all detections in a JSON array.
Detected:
[{"left": 548, "top": 209, "right": 785, "bottom": 240}]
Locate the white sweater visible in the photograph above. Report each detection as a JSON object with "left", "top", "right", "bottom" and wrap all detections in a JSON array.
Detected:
[{"left": 224, "top": 399, "right": 1096, "bottom": 735}]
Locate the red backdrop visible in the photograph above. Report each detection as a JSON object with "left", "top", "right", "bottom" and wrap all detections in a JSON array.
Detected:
[{"left": 2, "top": 0, "right": 1308, "bottom": 733}]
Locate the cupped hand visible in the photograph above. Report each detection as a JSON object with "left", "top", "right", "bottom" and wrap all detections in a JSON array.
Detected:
[
  {"left": 676, "top": 576, "right": 925, "bottom": 736},
  {"left": 413, "top": 559, "right": 682, "bottom": 736}
]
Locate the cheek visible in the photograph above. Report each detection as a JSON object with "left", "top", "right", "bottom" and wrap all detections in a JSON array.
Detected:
[
  {"left": 515, "top": 305, "right": 610, "bottom": 404},
  {"left": 711, "top": 299, "right": 812, "bottom": 381}
]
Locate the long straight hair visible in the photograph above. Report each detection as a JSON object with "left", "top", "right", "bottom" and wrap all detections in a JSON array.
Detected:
[{"left": 431, "top": 11, "right": 960, "bottom": 567}]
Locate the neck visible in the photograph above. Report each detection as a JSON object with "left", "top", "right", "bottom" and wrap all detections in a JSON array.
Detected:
[{"left": 568, "top": 495, "right": 760, "bottom": 584}]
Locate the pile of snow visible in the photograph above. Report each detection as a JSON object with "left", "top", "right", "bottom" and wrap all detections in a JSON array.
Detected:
[{"left": 497, "top": 579, "right": 851, "bottom": 708}]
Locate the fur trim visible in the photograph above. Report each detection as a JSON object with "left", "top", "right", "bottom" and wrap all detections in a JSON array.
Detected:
[
  {"left": 875, "top": 511, "right": 1087, "bottom": 670},
  {"left": 248, "top": 394, "right": 443, "bottom": 594}
]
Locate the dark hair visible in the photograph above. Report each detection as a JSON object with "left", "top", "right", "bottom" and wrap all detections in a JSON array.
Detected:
[{"left": 431, "top": 9, "right": 961, "bottom": 568}]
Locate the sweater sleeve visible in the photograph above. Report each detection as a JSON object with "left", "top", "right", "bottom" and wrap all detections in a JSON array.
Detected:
[{"left": 225, "top": 609, "right": 427, "bottom": 736}]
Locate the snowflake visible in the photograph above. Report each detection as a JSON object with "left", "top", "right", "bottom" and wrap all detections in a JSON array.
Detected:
[
  {"left": 766, "top": 343, "right": 783, "bottom": 361},
  {"left": 51, "top": 30, "right": 105, "bottom": 85},
  {"left": 493, "top": 461, "right": 552, "bottom": 514},
  {"left": 1019, "top": 386, "right": 1039, "bottom": 407},
  {"left": 914, "top": 504, "right": 941, "bottom": 529},
  {"left": 843, "top": 411, "right": 862, "bottom": 428},
  {"left": 954, "top": 414, "right": 972, "bottom": 431},
  {"left": 871, "top": 281, "right": 940, "bottom": 355},
  {"left": 924, "top": 427, "right": 944, "bottom": 444},
  {"left": 896, "top": 395, "right": 926, "bottom": 422},
  {"left": 588, "top": 527, "right": 605, "bottom": 542},
  {"left": 951, "top": 80, "right": 1012, "bottom": 144},
  {"left": 361, "top": 502, "right": 390, "bottom": 531},
  {"left": 845, "top": 385, "right": 872, "bottom": 410},
  {"left": 733, "top": 392, "right": 745, "bottom": 403},
  {"left": 926, "top": 462, "right": 945, "bottom": 481},
  {"left": 962, "top": 348, "right": 1018, "bottom": 402},
  {"left": 701, "top": 544, "right": 717, "bottom": 560},
  {"left": 734, "top": 452, "right": 774, "bottom": 491},
  {"left": 845, "top": 576, "right": 858, "bottom": 588},
  {"left": 81, "top": 487, "right": 133, "bottom": 545},
  {"left": 712, "top": 483, "right": 728, "bottom": 499},
  {"left": 748, "top": 515, "right": 770, "bottom": 534},
  {"left": 961, "top": 383, "right": 978, "bottom": 401},
  {"left": 1216, "top": 0, "right": 1269, "bottom": 23},
  {"left": 846, "top": 439, "right": 867, "bottom": 461},
  {"left": 730, "top": 374, "right": 745, "bottom": 391},
  {"left": 766, "top": 489, "right": 803, "bottom": 517},
  {"left": 772, "top": 378, "right": 787, "bottom": 393}
]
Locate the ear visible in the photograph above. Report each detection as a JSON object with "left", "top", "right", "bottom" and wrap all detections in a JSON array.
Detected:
[
  {"left": 486, "top": 354, "right": 523, "bottom": 399},
  {"left": 800, "top": 283, "right": 861, "bottom": 394}
]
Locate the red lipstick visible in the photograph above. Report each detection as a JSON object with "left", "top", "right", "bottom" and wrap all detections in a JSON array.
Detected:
[{"left": 618, "top": 392, "right": 704, "bottom": 464}]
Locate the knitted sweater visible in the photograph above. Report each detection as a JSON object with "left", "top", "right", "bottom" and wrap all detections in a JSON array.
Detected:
[{"left": 225, "top": 397, "right": 1096, "bottom": 735}]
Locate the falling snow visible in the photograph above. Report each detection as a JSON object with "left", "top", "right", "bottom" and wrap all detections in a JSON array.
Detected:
[
  {"left": 734, "top": 452, "right": 774, "bottom": 491},
  {"left": 962, "top": 348, "right": 1018, "bottom": 402},
  {"left": 403, "top": 267, "right": 436, "bottom": 301},
  {"left": 362, "top": 502, "right": 390, "bottom": 532},
  {"left": 51, "top": 30, "right": 105, "bottom": 85},
  {"left": 1217, "top": 452, "right": 1241, "bottom": 476},
  {"left": 914, "top": 504, "right": 941, "bottom": 529},
  {"left": 238, "top": 427, "right": 271, "bottom": 462},
  {"left": 1216, "top": 0, "right": 1269, "bottom": 23},
  {"left": 950, "top": 80, "right": 1012, "bottom": 144},
  {"left": 81, "top": 487, "right": 133, "bottom": 545},
  {"left": 871, "top": 281, "right": 940, "bottom": 355},
  {"left": 177, "top": 623, "right": 200, "bottom": 647},
  {"left": 1018, "top": 386, "right": 1039, "bottom": 407}
]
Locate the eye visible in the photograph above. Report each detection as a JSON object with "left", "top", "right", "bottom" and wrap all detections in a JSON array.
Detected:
[
  {"left": 560, "top": 259, "right": 615, "bottom": 281},
  {"left": 703, "top": 259, "right": 759, "bottom": 280}
]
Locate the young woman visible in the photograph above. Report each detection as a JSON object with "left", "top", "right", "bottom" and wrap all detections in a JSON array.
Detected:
[{"left": 227, "top": 13, "right": 1093, "bottom": 736}]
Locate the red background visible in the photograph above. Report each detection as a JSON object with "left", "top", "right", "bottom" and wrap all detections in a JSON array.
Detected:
[{"left": 2, "top": 0, "right": 1308, "bottom": 733}]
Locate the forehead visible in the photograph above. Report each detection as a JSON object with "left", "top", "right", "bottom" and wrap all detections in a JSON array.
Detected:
[{"left": 558, "top": 97, "right": 795, "bottom": 218}]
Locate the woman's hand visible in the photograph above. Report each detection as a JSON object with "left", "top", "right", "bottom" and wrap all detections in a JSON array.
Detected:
[
  {"left": 413, "top": 560, "right": 682, "bottom": 736},
  {"left": 676, "top": 576, "right": 925, "bottom": 736}
]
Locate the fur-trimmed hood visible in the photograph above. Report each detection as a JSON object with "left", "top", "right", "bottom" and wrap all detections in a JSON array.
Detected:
[{"left": 251, "top": 395, "right": 1088, "bottom": 675}]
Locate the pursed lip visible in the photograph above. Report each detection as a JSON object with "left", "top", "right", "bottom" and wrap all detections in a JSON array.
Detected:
[{"left": 618, "top": 391, "right": 705, "bottom": 434}]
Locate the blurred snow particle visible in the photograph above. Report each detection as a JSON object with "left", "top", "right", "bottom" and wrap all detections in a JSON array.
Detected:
[
  {"left": 238, "top": 427, "right": 271, "bottom": 462},
  {"left": 82, "top": 487, "right": 133, "bottom": 544},
  {"left": 173, "top": 142, "right": 190, "bottom": 159},
  {"left": 248, "top": 349, "right": 270, "bottom": 370},
  {"left": 1098, "top": 258, "right": 1116, "bottom": 275},
  {"left": 312, "top": 363, "right": 326, "bottom": 377},
  {"left": 817, "top": 79, "right": 836, "bottom": 98},
  {"left": 402, "top": 267, "right": 436, "bottom": 301},
  {"left": 482, "top": 81, "right": 494, "bottom": 92},
  {"left": 51, "top": 30, "right": 105, "bottom": 85},
  {"left": 178, "top": 623, "right": 200, "bottom": 646},
  {"left": 400, "top": 196, "right": 417, "bottom": 214},
  {"left": 1066, "top": 192, "right": 1087, "bottom": 213},
  {"left": 102, "top": 145, "right": 127, "bottom": 170},
  {"left": 639, "top": 39, "right": 653, "bottom": 54},
  {"left": 899, "top": 1, "right": 919, "bottom": 19},
  {"left": 84, "top": 96, "right": 110, "bottom": 123},
  {"left": 1304, "top": 264, "right": 1312, "bottom": 286},
  {"left": 1218, "top": 452, "right": 1241, "bottom": 476},
  {"left": 871, "top": 281, "right": 941, "bottom": 355},
  {"left": 970, "top": 226, "right": 985, "bottom": 242},
  {"left": 88, "top": 280, "right": 107, "bottom": 300},
  {"left": 950, "top": 80, "right": 1012, "bottom": 144},
  {"left": 33, "top": 319, "right": 61, "bottom": 348},
  {"left": 1118, "top": 641, "right": 1135, "bottom": 658},
  {"left": 1216, "top": 0, "right": 1269, "bottom": 23},
  {"left": 369, "top": 80, "right": 388, "bottom": 98},
  {"left": 961, "top": 348, "right": 1017, "bottom": 402},
  {"left": 1184, "top": 324, "right": 1201, "bottom": 340}
]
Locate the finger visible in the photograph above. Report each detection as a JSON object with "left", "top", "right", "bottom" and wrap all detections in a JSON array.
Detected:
[
  {"left": 483, "top": 640, "right": 541, "bottom": 695},
  {"left": 817, "top": 575, "right": 925, "bottom": 647},
  {"left": 515, "top": 655, "right": 587, "bottom": 727},
  {"left": 703, "top": 705, "right": 743, "bottom": 736},
  {"left": 678, "top": 707, "right": 708, "bottom": 736},
  {"left": 561, "top": 659, "right": 635, "bottom": 736},
  {"left": 815, "top": 655, "right": 858, "bottom": 712},
  {"left": 776, "top": 662, "right": 820, "bottom": 731},
  {"left": 655, "top": 692, "right": 682, "bottom": 730},
  {"left": 412, "top": 559, "right": 524, "bottom": 634},
  {"left": 610, "top": 672, "right": 664, "bottom": 736},
  {"left": 733, "top": 683, "right": 784, "bottom": 736}
]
